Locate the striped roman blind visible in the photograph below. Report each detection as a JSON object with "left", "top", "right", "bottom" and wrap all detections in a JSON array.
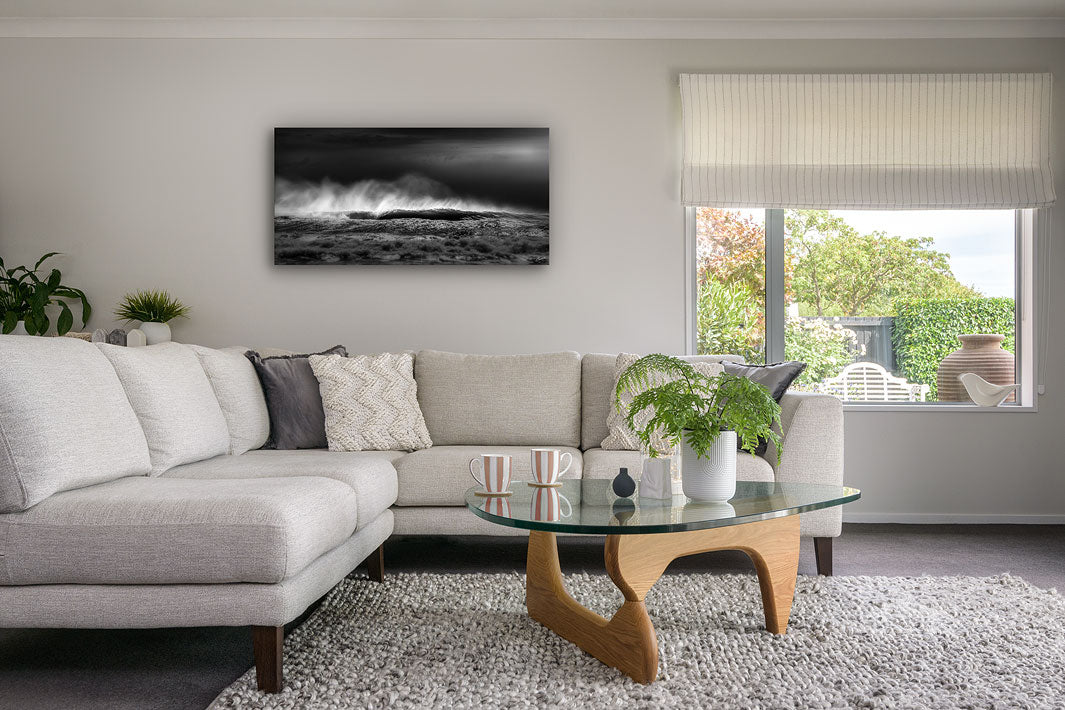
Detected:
[{"left": 680, "top": 73, "right": 1055, "bottom": 209}]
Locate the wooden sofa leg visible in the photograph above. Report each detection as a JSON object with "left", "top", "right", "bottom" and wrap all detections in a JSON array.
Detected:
[
  {"left": 814, "top": 537, "right": 833, "bottom": 576},
  {"left": 368, "top": 544, "right": 385, "bottom": 583},
  {"left": 252, "top": 625, "right": 283, "bottom": 693}
]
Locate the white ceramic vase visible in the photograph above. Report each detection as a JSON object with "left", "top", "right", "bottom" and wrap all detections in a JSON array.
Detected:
[
  {"left": 681, "top": 430, "right": 737, "bottom": 502},
  {"left": 139, "top": 321, "right": 171, "bottom": 345}
]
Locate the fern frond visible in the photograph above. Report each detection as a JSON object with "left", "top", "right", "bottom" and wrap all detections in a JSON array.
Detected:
[{"left": 613, "top": 354, "right": 784, "bottom": 463}]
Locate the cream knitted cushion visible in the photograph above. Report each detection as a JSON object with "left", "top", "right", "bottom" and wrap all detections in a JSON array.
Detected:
[
  {"left": 601, "top": 353, "right": 723, "bottom": 453},
  {"left": 309, "top": 353, "right": 432, "bottom": 452}
]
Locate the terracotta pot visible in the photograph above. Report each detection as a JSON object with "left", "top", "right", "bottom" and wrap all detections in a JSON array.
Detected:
[{"left": 937, "top": 334, "right": 1015, "bottom": 403}]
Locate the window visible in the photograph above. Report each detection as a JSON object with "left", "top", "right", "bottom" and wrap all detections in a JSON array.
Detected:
[{"left": 690, "top": 207, "right": 1034, "bottom": 407}]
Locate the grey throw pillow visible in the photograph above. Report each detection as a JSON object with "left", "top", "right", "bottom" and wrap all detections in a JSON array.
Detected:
[
  {"left": 245, "top": 346, "right": 347, "bottom": 450},
  {"left": 722, "top": 361, "right": 807, "bottom": 456}
]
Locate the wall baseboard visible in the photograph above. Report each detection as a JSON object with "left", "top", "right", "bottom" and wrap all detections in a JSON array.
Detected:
[{"left": 844, "top": 512, "right": 1065, "bottom": 524}]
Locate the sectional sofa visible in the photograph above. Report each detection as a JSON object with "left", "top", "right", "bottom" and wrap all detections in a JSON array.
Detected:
[{"left": 0, "top": 338, "right": 843, "bottom": 693}]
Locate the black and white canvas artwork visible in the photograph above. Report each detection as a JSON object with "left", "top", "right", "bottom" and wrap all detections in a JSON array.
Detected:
[{"left": 274, "top": 128, "right": 549, "bottom": 265}]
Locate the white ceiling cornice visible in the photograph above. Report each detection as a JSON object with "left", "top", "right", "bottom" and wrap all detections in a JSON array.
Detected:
[{"left": 2, "top": 16, "right": 1064, "bottom": 39}]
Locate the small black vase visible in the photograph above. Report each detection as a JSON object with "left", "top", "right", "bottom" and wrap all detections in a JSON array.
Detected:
[{"left": 612, "top": 467, "right": 636, "bottom": 498}]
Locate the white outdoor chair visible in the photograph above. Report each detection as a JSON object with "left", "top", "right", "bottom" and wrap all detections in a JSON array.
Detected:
[{"left": 817, "top": 361, "right": 930, "bottom": 402}]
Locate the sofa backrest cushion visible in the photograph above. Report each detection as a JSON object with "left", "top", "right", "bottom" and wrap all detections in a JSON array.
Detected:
[
  {"left": 187, "top": 345, "right": 270, "bottom": 455},
  {"left": 97, "top": 342, "right": 230, "bottom": 474},
  {"left": 0, "top": 336, "right": 151, "bottom": 512},
  {"left": 415, "top": 350, "right": 582, "bottom": 447},
  {"left": 580, "top": 353, "right": 746, "bottom": 450}
]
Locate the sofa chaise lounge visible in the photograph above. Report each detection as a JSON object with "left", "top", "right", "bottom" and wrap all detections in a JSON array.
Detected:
[{"left": 0, "top": 339, "right": 843, "bottom": 693}]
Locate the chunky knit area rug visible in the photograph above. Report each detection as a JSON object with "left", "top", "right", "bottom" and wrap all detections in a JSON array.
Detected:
[{"left": 210, "top": 572, "right": 1064, "bottom": 709}]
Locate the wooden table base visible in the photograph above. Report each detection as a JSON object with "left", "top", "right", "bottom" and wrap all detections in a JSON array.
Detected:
[{"left": 525, "top": 514, "right": 800, "bottom": 683}]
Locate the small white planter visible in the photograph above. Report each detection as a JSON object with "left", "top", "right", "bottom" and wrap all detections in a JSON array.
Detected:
[
  {"left": 681, "top": 431, "right": 737, "bottom": 502},
  {"left": 139, "top": 321, "right": 172, "bottom": 345}
]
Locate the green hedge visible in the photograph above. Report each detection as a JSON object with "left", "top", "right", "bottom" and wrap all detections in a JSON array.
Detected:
[{"left": 893, "top": 297, "right": 1014, "bottom": 400}]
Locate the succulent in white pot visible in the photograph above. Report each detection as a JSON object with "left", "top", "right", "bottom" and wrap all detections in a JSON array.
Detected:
[
  {"left": 613, "top": 354, "right": 782, "bottom": 502},
  {"left": 114, "top": 290, "right": 190, "bottom": 344}
]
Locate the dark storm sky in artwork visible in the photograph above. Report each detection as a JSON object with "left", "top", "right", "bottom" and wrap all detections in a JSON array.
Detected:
[{"left": 275, "top": 127, "right": 549, "bottom": 213}]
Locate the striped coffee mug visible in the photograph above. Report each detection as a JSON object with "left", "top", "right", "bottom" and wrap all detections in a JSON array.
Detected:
[
  {"left": 530, "top": 487, "right": 572, "bottom": 522},
  {"left": 530, "top": 448, "right": 573, "bottom": 485},
  {"left": 469, "top": 453, "right": 512, "bottom": 494}
]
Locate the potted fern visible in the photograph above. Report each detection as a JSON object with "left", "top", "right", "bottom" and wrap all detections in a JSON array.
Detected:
[
  {"left": 1, "top": 252, "right": 92, "bottom": 336},
  {"left": 614, "top": 354, "right": 782, "bottom": 502},
  {"left": 114, "top": 290, "right": 190, "bottom": 344}
]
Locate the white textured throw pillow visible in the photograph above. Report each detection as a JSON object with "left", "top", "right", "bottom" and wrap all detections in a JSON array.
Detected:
[
  {"left": 309, "top": 353, "right": 432, "bottom": 452},
  {"left": 601, "top": 353, "right": 723, "bottom": 453}
]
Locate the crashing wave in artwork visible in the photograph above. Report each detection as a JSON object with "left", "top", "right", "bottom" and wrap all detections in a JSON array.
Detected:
[{"left": 274, "top": 129, "right": 550, "bottom": 265}]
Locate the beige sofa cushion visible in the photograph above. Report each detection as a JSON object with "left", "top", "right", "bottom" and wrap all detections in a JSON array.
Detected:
[
  {"left": 579, "top": 448, "right": 644, "bottom": 480},
  {"left": 0, "top": 476, "right": 358, "bottom": 585},
  {"left": 395, "top": 445, "right": 582, "bottom": 506},
  {"left": 0, "top": 336, "right": 151, "bottom": 512},
  {"left": 415, "top": 350, "right": 582, "bottom": 447},
  {"left": 165, "top": 449, "right": 400, "bottom": 530},
  {"left": 580, "top": 353, "right": 746, "bottom": 451},
  {"left": 187, "top": 345, "right": 270, "bottom": 455},
  {"left": 98, "top": 342, "right": 230, "bottom": 475}
]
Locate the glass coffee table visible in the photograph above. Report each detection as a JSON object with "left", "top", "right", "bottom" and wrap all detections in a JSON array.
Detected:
[{"left": 466, "top": 479, "right": 860, "bottom": 683}]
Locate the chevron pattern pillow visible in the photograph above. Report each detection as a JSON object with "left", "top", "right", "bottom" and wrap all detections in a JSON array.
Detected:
[{"left": 309, "top": 353, "right": 432, "bottom": 452}]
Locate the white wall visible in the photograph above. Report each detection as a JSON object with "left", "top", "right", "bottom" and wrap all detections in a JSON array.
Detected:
[{"left": 1, "top": 37, "right": 1063, "bottom": 521}]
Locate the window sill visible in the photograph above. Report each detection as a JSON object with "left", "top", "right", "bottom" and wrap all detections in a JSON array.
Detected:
[{"left": 842, "top": 403, "right": 1036, "bottom": 413}]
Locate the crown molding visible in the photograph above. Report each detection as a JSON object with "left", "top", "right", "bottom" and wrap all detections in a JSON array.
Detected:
[{"left": 2, "top": 16, "right": 1064, "bottom": 40}]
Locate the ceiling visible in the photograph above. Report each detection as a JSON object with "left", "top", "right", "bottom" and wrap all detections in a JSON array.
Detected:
[
  {"left": 2, "top": 0, "right": 1063, "bottom": 38},
  {"left": 2, "top": 0, "right": 1064, "bottom": 19}
]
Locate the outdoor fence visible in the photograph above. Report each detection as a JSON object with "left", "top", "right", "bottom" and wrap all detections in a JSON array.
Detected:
[{"left": 799, "top": 316, "right": 894, "bottom": 371}]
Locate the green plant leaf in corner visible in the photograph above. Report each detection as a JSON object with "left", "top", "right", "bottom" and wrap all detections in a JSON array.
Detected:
[
  {"left": 33, "top": 252, "right": 60, "bottom": 271},
  {"left": 56, "top": 302, "right": 74, "bottom": 335}
]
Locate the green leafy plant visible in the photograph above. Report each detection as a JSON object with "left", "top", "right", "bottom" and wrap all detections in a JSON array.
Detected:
[
  {"left": 0, "top": 252, "right": 92, "bottom": 336},
  {"left": 696, "top": 279, "right": 764, "bottom": 362},
  {"left": 893, "top": 297, "right": 1014, "bottom": 400},
  {"left": 114, "top": 290, "right": 190, "bottom": 324},
  {"left": 614, "top": 354, "right": 782, "bottom": 461},
  {"left": 784, "top": 317, "right": 859, "bottom": 387}
]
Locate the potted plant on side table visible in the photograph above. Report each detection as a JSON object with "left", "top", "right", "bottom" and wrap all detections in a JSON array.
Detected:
[
  {"left": 614, "top": 354, "right": 782, "bottom": 502},
  {"left": 114, "top": 289, "right": 190, "bottom": 344},
  {"left": 0, "top": 252, "right": 92, "bottom": 336}
]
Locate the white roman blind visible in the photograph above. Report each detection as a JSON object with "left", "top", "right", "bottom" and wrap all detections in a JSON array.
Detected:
[{"left": 680, "top": 73, "right": 1055, "bottom": 209}]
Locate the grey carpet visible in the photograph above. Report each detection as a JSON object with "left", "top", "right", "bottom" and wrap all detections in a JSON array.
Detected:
[
  {"left": 209, "top": 572, "right": 1065, "bottom": 710},
  {"left": 2, "top": 525, "right": 1063, "bottom": 710}
]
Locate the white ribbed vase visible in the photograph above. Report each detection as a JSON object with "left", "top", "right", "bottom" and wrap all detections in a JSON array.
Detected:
[{"left": 680, "top": 431, "right": 737, "bottom": 502}]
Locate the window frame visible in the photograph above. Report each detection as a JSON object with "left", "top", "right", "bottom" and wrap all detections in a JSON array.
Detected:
[{"left": 684, "top": 207, "right": 1039, "bottom": 412}]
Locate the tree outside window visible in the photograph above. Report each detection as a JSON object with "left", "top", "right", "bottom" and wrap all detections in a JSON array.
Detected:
[{"left": 696, "top": 208, "right": 1016, "bottom": 402}]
